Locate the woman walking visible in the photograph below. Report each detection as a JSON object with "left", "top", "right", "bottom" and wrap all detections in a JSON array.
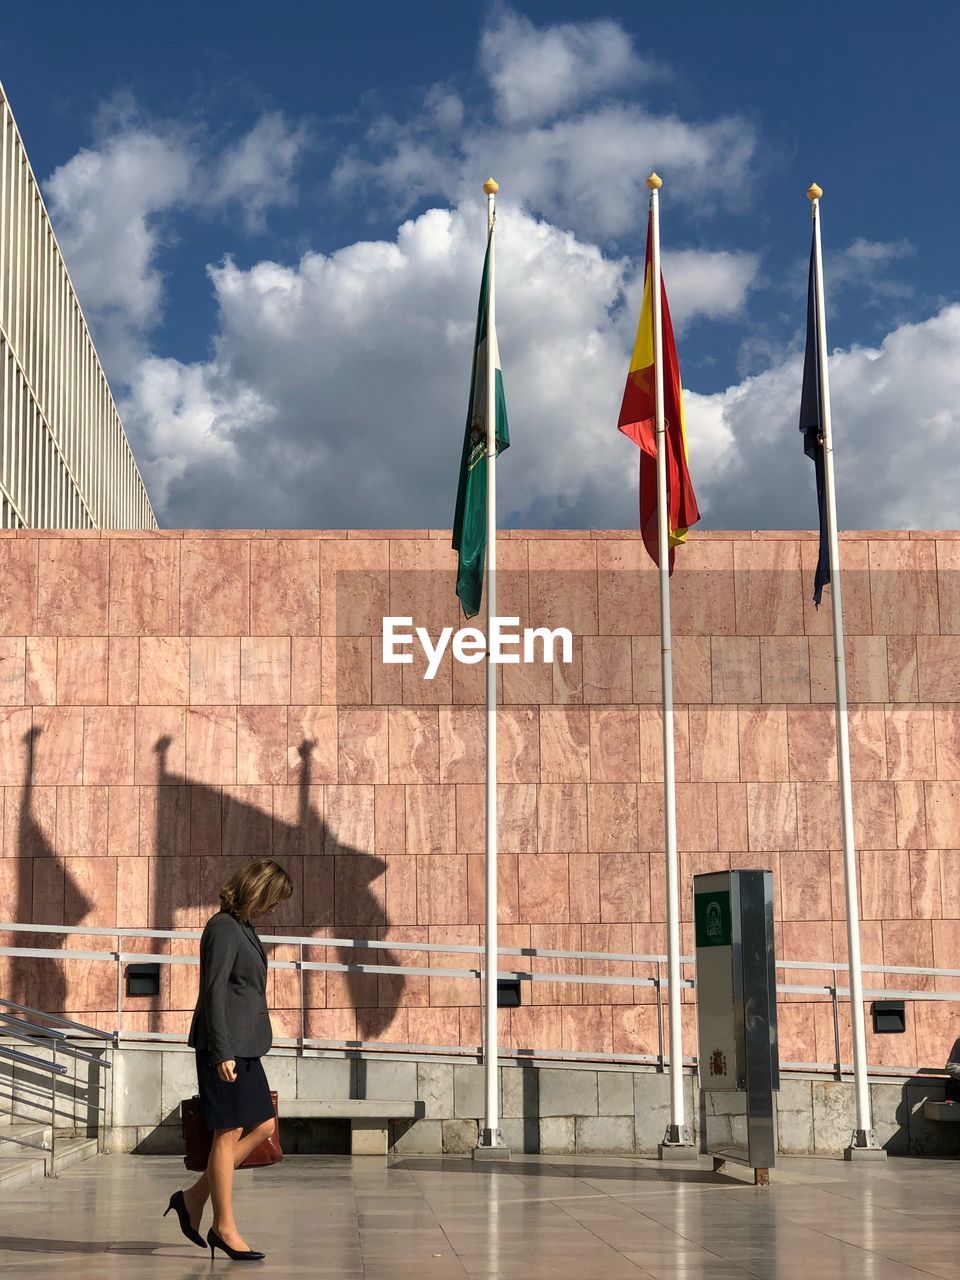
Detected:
[{"left": 165, "top": 858, "right": 293, "bottom": 1262}]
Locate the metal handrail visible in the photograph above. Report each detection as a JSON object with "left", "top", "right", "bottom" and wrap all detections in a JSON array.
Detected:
[
  {"left": 0, "top": 1018, "right": 113, "bottom": 1070},
  {"left": 1, "top": 920, "right": 957, "bottom": 1084},
  {"left": 0, "top": 1044, "right": 69, "bottom": 1075},
  {"left": 0, "top": 996, "right": 115, "bottom": 1041}
]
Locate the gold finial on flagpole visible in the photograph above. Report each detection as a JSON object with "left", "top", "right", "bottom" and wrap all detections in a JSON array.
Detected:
[
  {"left": 483, "top": 178, "right": 499, "bottom": 195},
  {"left": 807, "top": 182, "right": 823, "bottom": 201},
  {"left": 646, "top": 172, "right": 663, "bottom": 190}
]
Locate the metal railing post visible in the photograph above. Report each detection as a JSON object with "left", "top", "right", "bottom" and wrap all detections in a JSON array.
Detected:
[
  {"left": 298, "top": 942, "right": 305, "bottom": 1055},
  {"left": 115, "top": 930, "right": 122, "bottom": 1045},
  {"left": 49, "top": 1039, "right": 57, "bottom": 1177},
  {"left": 655, "top": 960, "right": 665, "bottom": 1071},
  {"left": 831, "top": 982, "right": 842, "bottom": 1079}
]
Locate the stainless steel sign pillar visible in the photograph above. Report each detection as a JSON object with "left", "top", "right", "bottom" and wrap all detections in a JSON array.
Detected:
[{"left": 694, "top": 869, "right": 779, "bottom": 1184}]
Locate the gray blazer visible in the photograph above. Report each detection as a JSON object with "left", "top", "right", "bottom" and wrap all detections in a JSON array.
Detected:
[{"left": 188, "top": 910, "right": 272, "bottom": 1063}]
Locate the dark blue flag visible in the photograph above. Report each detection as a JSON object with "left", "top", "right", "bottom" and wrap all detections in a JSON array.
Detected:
[{"left": 800, "top": 236, "right": 830, "bottom": 606}]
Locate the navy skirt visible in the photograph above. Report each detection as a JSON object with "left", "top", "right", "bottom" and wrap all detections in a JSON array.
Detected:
[{"left": 195, "top": 1051, "right": 274, "bottom": 1132}]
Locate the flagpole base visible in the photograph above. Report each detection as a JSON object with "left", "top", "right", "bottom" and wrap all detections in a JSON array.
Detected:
[
  {"left": 658, "top": 1124, "right": 697, "bottom": 1161},
  {"left": 844, "top": 1130, "right": 886, "bottom": 1161},
  {"left": 473, "top": 1128, "right": 511, "bottom": 1161}
]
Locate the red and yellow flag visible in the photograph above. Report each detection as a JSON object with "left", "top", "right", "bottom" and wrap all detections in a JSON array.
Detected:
[{"left": 618, "top": 219, "right": 700, "bottom": 568}]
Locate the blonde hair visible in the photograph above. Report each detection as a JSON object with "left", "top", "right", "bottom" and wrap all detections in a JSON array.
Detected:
[{"left": 219, "top": 859, "right": 293, "bottom": 923}]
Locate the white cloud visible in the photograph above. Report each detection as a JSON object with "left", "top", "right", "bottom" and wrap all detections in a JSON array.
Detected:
[
  {"left": 208, "top": 111, "right": 308, "bottom": 231},
  {"left": 334, "top": 10, "right": 756, "bottom": 242},
  {"left": 686, "top": 305, "right": 960, "bottom": 530},
  {"left": 44, "top": 110, "right": 307, "bottom": 376},
  {"left": 480, "top": 8, "right": 654, "bottom": 125}
]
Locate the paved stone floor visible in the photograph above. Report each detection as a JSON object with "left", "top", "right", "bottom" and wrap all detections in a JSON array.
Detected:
[{"left": 1, "top": 1153, "right": 959, "bottom": 1279}]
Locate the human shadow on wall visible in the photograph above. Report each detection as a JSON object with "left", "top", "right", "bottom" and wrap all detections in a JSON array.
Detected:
[
  {"left": 149, "top": 736, "right": 405, "bottom": 1046},
  {"left": 8, "top": 727, "right": 94, "bottom": 1016}
]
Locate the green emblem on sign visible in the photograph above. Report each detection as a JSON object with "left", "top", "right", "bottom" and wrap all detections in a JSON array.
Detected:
[{"left": 695, "top": 890, "right": 732, "bottom": 948}]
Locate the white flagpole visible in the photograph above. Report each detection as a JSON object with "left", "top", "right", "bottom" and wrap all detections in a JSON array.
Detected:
[
  {"left": 476, "top": 176, "right": 506, "bottom": 1156},
  {"left": 807, "top": 182, "right": 880, "bottom": 1156},
  {"left": 647, "top": 174, "right": 691, "bottom": 1155}
]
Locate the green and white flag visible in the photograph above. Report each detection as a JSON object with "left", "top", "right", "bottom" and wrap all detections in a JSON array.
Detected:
[{"left": 452, "top": 228, "right": 509, "bottom": 618}]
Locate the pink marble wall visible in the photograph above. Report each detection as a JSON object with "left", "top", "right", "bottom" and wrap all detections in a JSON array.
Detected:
[{"left": 1, "top": 528, "right": 958, "bottom": 1072}]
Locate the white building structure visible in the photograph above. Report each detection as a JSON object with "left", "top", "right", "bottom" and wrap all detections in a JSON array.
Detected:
[{"left": 0, "top": 82, "right": 155, "bottom": 529}]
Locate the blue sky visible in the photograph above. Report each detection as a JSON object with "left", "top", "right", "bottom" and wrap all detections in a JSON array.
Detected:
[{"left": 2, "top": 1, "right": 958, "bottom": 529}]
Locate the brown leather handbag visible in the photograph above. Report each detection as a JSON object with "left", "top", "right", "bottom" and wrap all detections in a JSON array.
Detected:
[{"left": 181, "top": 1092, "right": 283, "bottom": 1171}]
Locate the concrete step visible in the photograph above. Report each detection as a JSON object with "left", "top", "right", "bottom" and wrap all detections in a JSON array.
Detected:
[
  {"left": 924, "top": 1100, "right": 960, "bottom": 1122},
  {"left": 281, "top": 1098, "right": 424, "bottom": 1121},
  {"left": 0, "top": 1125, "right": 100, "bottom": 1191}
]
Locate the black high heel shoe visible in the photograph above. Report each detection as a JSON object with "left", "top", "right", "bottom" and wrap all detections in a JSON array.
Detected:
[
  {"left": 207, "top": 1227, "right": 265, "bottom": 1262},
  {"left": 163, "top": 1189, "right": 206, "bottom": 1248}
]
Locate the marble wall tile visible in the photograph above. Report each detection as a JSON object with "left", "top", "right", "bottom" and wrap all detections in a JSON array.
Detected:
[
  {"left": 779, "top": 849, "right": 833, "bottom": 920},
  {"left": 853, "top": 780, "right": 898, "bottom": 849},
  {"left": 589, "top": 707, "right": 640, "bottom": 783},
  {"left": 869, "top": 539, "right": 940, "bottom": 635},
  {"left": 56, "top": 786, "right": 108, "bottom": 859},
  {"left": 290, "top": 637, "right": 322, "bottom": 704},
  {"left": 185, "top": 707, "right": 237, "bottom": 785},
  {"left": 496, "top": 706, "right": 539, "bottom": 783},
  {"left": 320, "top": 636, "right": 371, "bottom": 704},
  {"left": 438, "top": 706, "right": 482, "bottom": 784},
  {"left": 83, "top": 707, "right": 135, "bottom": 785},
  {"left": 552, "top": 633, "right": 583, "bottom": 704},
  {"left": 31, "top": 707, "right": 83, "bottom": 784},
  {"left": 116, "top": 857, "right": 149, "bottom": 926},
  {"left": 849, "top": 705, "right": 887, "bottom": 781},
  {"left": 139, "top": 784, "right": 190, "bottom": 858},
  {"left": 0, "top": 641, "right": 25, "bottom": 718},
  {"left": 760, "top": 636, "right": 810, "bottom": 704},
  {"left": 467, "top": 851, "right": 519, "bottom": 925},
  {"left": 810, "top": 635, "right": 890, "bottom": 704},
  {"left": 638, "top": 706, "right": 690, "bottom": 783},
  {"left": 582, "top": 636, "right": 633, "bottom": 703},
  {"left": 320, "top": 539, "right": 389, "bottom": 636},
  {"left": 497, "top": 783, "right": 538, "bottom": 853},
  {"left": 587, "top": 784, "right": 638, "bottom": 853},
  {"left": 537, "top": 783, "right": 587, "bottom": 853},
  {"left": 734, "top": 540, "right": 802, "bottom": 636},
  {"left": 859, "top": 850, "right": 912, "bottom": 920},
  {"left": 937, "top": 541, "right": 960, "bottom": 634},
  {"left": 598, "top": 850, "right": 650, "bottom": 924},
  {"left": 688, "top": 706, "right": 739, "bottom": 782},
  {"left": 240, "top": 637, "right": 291, "bottom": 705},
  {"left": 738, "top": 706, "right": 788, "bottom": 781},
  {"left": 455, "top": 784, "right": 483, "bottom": 855},
  {"left": 501, "top": 655, "right": 553, "bottom": 705},
  {"left": 881, "top": 920, "right": 934, "bottom": 992},
  {"left": 107, "top": 787, "right": 140, "bottom": 858},
  {"left": 108, "top": 637, "right": 139, "bottom": 706},
  {"left": 894, "top": 781, "right": 927, "bottom": 850},
  {"left": 746, "top": 782, "right": 797, "bottom": 852},
  {"left": 801, "top": 540, "right": 872, "bottom": 636},
  {"left": 787, "top": 705, "right": 837, "bottom": 781},
  {"left": 596, "top": 542, "right": 657, "bottom": 634},
  {"left": 138, "top": 637, "right": 188, "bottom": 705},
  {"left": 56, "top": 637, "right": 108, "bottom": 705},
  {"left": 711, "top": 636, "right": 761, "bottom": 703},
  {"left": 909, "top": 849, "right": 942, "bottom": 919},
  {"left": 389, "top": 707, "right": 440, "bottom": 783},
  {"left": 404, "top": 784, "right": 455, "bottom": 858},
  {"left": 236, "top": 706, "right": 287, "bottom": 785},
  {"left": 671, "top": 541, "right": 737, "bottom": 636},
  {"left": 917, "top": 636, "right": 960, "bottom": 702},
  {"left": 933, "top": 705, "right": 960, "bottom": 779},
  {"left": 528, "top": 923, "right": 583, "bottom": 1006},
  {"left": 188, "top": 637, "right": 239, "bottom": 705},
  {"left": 637, "top": 783, "right": 665, "bottom": 851},
  {"left": 24, "top": 636, "right": 57, "bottom": 705},
  {"left": 0, "top": 541, "right": 38, "bottom": 636},
  {"left": 37, "top": 540, "right": 108, "bottom": 635},
  {"left": 924, "top": 780, "right": 960, "bottom": 849},
  {"left": 518, "top": 853, "right": 570, "bottom": 923},
  {"left": 179, "top": 539, "right": 250, "bottom": 636},
  {"left": 250, "top": 539, "right": 320, "bottom": 636},
  {"left": 886, "top": 636, "right": 918, "bottom": 703},
  {"left": 338, "top": 708, "right": 389, "bottom": 784},
  {"left": 798, "top": 778, "right": 839, "bottom": 849},
  {"left": 287, "top": 705, "right": 338, "bottom": 784},
  {"left": 527, "top": 538, "right": 598, "bottom": 635},
  {"left": 561, "top": 1005, "right": 612, "bottom": 1054},
  {"left": 568, "top": 852, "right": 601, "bottom": 924},
  {"left": 885, "top": 704, "right": 936, "bottom": 780},
  {"left": 109, "top": 540, "right": 179, "bottom": 636},
  {"left": 540, "top": 706, "right": 590, "bottom": 782},
  {"left": 134, "top": 706, "right": 186, "bottom": 785},
  {"left": 676, "top": 783, "right": 719, "bottom": 851},
  {"left": 717, "top": 783, "right": 748, "bottom": 852}
]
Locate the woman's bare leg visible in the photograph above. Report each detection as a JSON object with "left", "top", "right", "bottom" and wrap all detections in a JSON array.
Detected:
[{"left": 183, "top": 1119, "right": 273, "bottom": 1242}]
